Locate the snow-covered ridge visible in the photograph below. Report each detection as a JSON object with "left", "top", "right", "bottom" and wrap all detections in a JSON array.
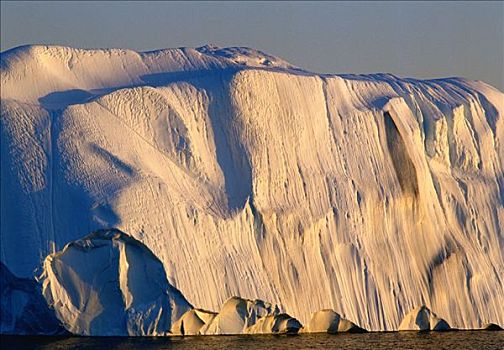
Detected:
[
  {"left": 196, "top": 44, "right": 300, "bottom": 70},
  {"left": 1, "top": 45, "right": 503, "bottom": 333},
  {"left": 0, "top": 44, "right": 306, "bottom": 108}
]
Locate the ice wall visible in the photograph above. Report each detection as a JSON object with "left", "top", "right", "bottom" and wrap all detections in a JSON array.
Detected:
[{"left": 1, "top": 45, "right": 503, "bottom": 331}]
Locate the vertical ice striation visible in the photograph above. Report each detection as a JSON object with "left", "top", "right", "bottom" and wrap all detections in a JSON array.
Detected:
[{"left": 1, "top": 45, "right": 503, "bottom": 332}]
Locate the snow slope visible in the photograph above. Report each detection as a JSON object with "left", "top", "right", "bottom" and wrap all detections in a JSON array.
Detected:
[{"left": 1, "top": 45, "right": 503, "bottom": 332}]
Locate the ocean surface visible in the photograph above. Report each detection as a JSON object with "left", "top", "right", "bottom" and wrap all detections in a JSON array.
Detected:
[{"left": 2, "top": 331, "right": 503, "bottom": 350}]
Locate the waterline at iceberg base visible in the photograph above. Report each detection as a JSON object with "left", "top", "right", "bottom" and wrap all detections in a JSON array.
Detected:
[
  {"left": 13, "top": 229, "right": 355, "bottom": 336},
  {"left": 1, "top": 45, "right": 503, "bottom": 335},
  {"left": 2, "top": 229, "right": 501, "bottom": 336}
]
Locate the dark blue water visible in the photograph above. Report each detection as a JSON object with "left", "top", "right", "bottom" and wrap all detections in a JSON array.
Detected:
[{"left": 2, "top": 331, "right": 503, "bottom": 350}]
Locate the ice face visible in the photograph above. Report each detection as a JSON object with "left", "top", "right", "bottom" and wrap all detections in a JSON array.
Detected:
[
  {"left": 1, "top": 45, "right": 503, "bottom": 332},
  {"left": 39, "top": 229, "right": 192, "bottom": 336}
]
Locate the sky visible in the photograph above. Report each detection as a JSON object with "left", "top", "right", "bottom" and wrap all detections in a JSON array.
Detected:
[{"left": 1, "top": 1, "right": 503, "bottom": 90}]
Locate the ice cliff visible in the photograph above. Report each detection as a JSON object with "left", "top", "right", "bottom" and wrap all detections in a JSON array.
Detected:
[{"left": 1, "top": 45, "right": 503, "bottom": 333}]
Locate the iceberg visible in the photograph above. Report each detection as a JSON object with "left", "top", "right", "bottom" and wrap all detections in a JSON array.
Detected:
[
  {"left": 398, "top": 306, "right": 450, "bottom": 331},
  {"left": 301, "top": 309, "right": 365, "bottom": 333},
  {"left": 39, "top": 229, "right": 192, "bottom": 336},
  {"left": 1, "top": 44, "right": 503, "bottom": 332}
]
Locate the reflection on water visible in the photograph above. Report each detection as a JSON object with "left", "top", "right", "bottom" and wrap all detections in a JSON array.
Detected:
[{"left": 2, "top": 331, "right": 503, "bottom": 350}]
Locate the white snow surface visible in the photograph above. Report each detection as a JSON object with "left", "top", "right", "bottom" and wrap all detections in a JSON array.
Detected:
[{"left": 1, "top": 45, "right": 503, "bottom": 331}]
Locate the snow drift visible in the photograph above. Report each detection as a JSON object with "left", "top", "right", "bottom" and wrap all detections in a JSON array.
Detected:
[{"left": 1, "top": 44, "right": 503, "bottom": 333}]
